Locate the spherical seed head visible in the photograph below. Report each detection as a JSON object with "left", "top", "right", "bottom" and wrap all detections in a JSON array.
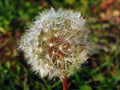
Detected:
[{"left": 19, "top": 8, "right": 91, "bottom": 79}]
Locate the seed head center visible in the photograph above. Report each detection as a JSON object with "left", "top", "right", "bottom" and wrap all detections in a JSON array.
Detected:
[{"left": 45, "top": 34, "right": 70, "bottom": 61}]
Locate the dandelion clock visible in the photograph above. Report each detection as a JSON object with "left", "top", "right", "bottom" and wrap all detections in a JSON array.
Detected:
[{"left": 19, "top": 8, "right": 91, "bottom": 90}]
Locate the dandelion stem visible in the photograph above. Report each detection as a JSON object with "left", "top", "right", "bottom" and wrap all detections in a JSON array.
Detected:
[{"left": 62, "top": 74, "right": 68, "bottom": 90}]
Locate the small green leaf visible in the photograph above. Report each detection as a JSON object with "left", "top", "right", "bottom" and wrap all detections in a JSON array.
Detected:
[
  {"left": 5, "top": 61, "right": 11, "bottom": 69},
  {"left": 64, "top": 0, "right": 75, "bottom": 5},
  {"left": 16, "top": 65, "right": 21, "bottom": 72},
  {"left": 94, "top": 74, "right": 104, "bottom": 82},
  {"left": 79, "top": 85, "right": 92, "bottom": 90}
]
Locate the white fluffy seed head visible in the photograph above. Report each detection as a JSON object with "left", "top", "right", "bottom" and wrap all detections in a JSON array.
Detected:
[{"left": 19, "top": 8, "right": 91, "bottom": 79}]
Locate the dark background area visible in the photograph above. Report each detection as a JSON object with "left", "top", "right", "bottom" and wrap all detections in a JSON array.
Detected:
[{"left": 0, "top": 0, "right": 120, "bottom": 90}]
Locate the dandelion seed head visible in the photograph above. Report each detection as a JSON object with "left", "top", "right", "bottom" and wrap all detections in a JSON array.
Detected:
[{"left": 19, "top": 8, "right": 91, "bottom": 79}]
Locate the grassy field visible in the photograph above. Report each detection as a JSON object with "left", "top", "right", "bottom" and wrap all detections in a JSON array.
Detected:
[{"left": 0, "top": 0, "right": 120, "bottom": 90}]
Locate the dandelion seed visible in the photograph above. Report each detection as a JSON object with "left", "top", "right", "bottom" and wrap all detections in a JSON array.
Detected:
[{"left": 49, "top": 43, "right": 54, "bottom": 47}]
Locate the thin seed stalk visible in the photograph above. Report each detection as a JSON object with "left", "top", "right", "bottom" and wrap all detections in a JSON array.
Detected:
[
  {"left": 62, "top": 64, "right": 68, "bottom": 90},
  {"left": 62, "top": 74, "right": 68, "bottom": 90}
]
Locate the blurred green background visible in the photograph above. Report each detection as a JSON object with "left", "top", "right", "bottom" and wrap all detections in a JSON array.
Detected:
[{"left": 0, "top": 0, "right": 120, "bottom": 90}]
